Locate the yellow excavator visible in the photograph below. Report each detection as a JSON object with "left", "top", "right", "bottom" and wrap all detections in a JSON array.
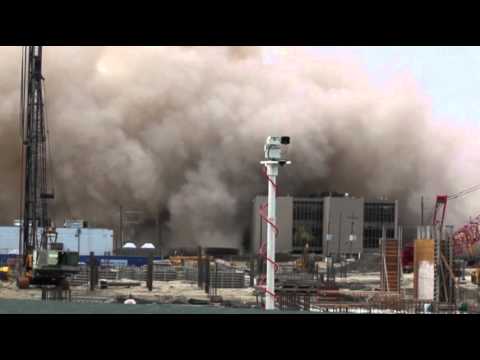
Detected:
[{"left": 0, "top": 266, "right": 9, "bottom": 281}]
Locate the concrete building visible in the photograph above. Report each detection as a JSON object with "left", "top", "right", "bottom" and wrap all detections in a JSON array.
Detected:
[
  {"left": 252, "top": 196, "right": 293, "bottom": 254},
  {"left": 323, "top": 196, "right": 364, "bottom": 257},
  {"left": 363, "top": 199, "right": 398, "bottom": 250},
  {"left": 252, "top": 194, "right": 398, "bottom": 256}
]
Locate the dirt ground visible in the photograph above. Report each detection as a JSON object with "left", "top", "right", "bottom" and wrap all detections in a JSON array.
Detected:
[
  {"left": 72, "top": 280, "right": 258, "bottom": 304},
  {"left": 0, "top": 279, "right": 258, "bottom": 304},
  {"left": 2, "top": 263, "right": 477, "bottom": 307},
  {"left": 0, "top": 281, "right": 41, "bottom": 300}
]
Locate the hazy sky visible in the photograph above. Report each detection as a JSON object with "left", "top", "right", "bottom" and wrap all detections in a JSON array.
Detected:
[{"left": 264, "top": 46, "right": 480, "bottom": 127}]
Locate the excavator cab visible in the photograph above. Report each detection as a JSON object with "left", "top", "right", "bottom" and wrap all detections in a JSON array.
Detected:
[
  {"left": 18, "top": 226, "right": 80, "bottom": 288},
  {"left": 31, "top": 231, "right": 80, "bottom": 286}
]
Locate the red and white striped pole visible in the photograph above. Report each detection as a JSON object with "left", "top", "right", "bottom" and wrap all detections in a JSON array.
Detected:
[
  {"left": 262, "top": 161, "right": 278, "bottom": 310},
  {"left": 260, "top": 136, "right": 291, "bottom": 310}
]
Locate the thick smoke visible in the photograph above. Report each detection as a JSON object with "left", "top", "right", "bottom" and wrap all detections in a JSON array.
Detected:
[{"left": 0, "top": 46, "right": 478, "bottom": 250}]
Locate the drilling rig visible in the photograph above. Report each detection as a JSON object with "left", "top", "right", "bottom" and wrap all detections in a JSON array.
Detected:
[{"left": 17, "top": 46, "right": 79, "bottom": 289}]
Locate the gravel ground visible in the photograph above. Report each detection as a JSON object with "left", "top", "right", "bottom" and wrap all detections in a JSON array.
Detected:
[{"left": 0, "top": 281, "right": 41, "bottom": 300}]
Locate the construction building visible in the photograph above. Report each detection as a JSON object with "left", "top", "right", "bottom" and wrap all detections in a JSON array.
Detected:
[
  {"left": 0, "top": 220, "right": 113, "bottom": 256},
  {"left": 251, "top": 194, "right": 398, "bottom": 256}
]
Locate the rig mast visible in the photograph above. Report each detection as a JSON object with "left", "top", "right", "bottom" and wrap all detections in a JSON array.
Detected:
[
  {"left": 19, "top": 46, "right": 53, "bottom": 264},
  {"left": 18, "top": 46, "right": 78, "bottom": 288}
]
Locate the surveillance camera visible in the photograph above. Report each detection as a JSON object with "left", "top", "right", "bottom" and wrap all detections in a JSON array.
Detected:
[
  {"left": 281, "top": 136, "right": 290, "bottom": 145},
  {"left": 264, "top": 136, "right": 291, "bottom": 161}
]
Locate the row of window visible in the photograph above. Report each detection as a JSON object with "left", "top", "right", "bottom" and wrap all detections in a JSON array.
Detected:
[
  {"left": 363, "top": 227, "right": 395, "bottom": 249},
  {"left": 293, "top": 201, "right": 323, "bottom": 249},
  {"left": 293, "top": 201, "right": 395, "bottom": 223},
  {"left": 292, "top": 224, "right": 323, "bottom": 248},
  {"left": 293, "top": 201, "right": 323, "bottom": 222},
  {"left": 290, "top": 226, "right": 394, "bottom": 250},
  {"left": 364, "top": 203, "right": 395, "bottom": 223}
]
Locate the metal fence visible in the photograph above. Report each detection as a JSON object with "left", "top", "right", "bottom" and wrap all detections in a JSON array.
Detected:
[
  {"left": 70, "top": 265, "right": 184, "bottom": 286},
  {"left": 184, "top": 264, "right": 246, "bottom": 289},
  {"left": 69, "top": 263, "right": 247, "bottom": 288},
  {"left": 275, "top": 292, "right": 461, "bottom": 313}
]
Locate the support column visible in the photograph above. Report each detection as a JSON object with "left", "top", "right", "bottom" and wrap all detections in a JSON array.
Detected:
[
  {"left": 197, "top": 246, "right": 203, "bottom": 288},
  {"left": 147, "top": 252, "right": 153, "bottom": 291},
  {"left": 249, "top": 255, "right": 255, "bottom": 287},
  {"left": 205, "top": 257, "right": 210, "bottom": 295},
  {"left": 89, "top": 252, "right": 97, "bottom": 291}
]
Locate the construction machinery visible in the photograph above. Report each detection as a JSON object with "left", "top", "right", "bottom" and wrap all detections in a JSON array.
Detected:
[
  {"left": 439, "top": 185, "right": 480, "bottom": 260},
  {"left": 169, "top": 256, "right": 209, "bottom": 267},
  {"left": 402, "top": 191, "right": 480, "bottom": 272},
  {"left": 0, "top": 266, "right": 9, "bottom": 281},
  {"left": 17, "top": 46, "right": 79, "bottom": 289}
]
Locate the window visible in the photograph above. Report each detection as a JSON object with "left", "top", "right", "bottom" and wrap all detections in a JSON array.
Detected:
[
  {"left": 292, "top": 200, "right": 323, "bottom": 251},
  {"left": 363, "top": 227, "right": 382, "bottom": 249},
  {"left": 365, "top": 202, "right": 395, "bottom": 224},
  {"left": 363, "top": 226, "right": 396, "bottom": 249}
]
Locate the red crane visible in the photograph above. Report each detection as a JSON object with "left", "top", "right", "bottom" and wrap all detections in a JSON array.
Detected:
[
  {"left": 433, "top": 195, "right": 449, "bottom": 230},
  {"left": 402, "top": 186, "right": 480, "bottom": 271}
]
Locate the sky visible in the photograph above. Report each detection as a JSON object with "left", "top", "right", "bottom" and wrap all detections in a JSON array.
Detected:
[
  {"left": 260, "top": 46, "right": 480, "bottom": 225},
  {"left": 264, "top": 46, "right": 480, "bottom": 128}
]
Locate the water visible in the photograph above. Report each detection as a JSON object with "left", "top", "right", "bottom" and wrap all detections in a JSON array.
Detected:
[{"left": 0, "top": 299, "right": 305, "bottom": 314}]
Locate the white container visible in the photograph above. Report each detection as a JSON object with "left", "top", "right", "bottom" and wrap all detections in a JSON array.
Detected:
[{"left": 417, "top": 261, "right": 434, "bottom": 301}]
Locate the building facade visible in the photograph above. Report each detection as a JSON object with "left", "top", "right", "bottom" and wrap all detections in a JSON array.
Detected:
[
  {"left": 322, "top": 196, "right": 364, "bottom": 256},
  {"left": 0, "top": 226, "right": 113, "bottom": 256},
  {"left": 363, "top": 200, "right": 398, "bottom": 250},
  {"left": 251, "top": 196, "right": 294, "bottom": 254},
  {"left": 252, "top": 194, "right": 398, "bottom": 256}
]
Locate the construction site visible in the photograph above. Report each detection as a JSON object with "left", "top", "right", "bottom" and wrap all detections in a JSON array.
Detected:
[{"left": 1, "top": 46, "right": 480, "bottom": 314}]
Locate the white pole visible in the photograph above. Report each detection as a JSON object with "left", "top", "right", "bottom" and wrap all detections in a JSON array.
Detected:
[
  {"left": 266, "top": 163, "right": 278, "bottom": 310},
  {"left": 261, "top": 136, "right": 291, "bottom": 310}
]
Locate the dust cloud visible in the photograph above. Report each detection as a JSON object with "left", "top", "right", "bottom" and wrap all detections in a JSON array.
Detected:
[{"left": 0, "top": 46, "right": 477, "bottom": 251}]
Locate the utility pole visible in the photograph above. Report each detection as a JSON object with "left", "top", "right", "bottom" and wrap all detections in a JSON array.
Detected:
[
  {"left": 119, "top": 205, "right": 124, "bottom": 249},
  {"left": 76, "top": 228, "right": 81, "bottom": 255},
  {"left": 258, "top": 213, "right": 263, "bottom": 284},
  {"left": 156, "top": 205, "right": 161, "bottom": 253},
  {"left": 421, "top": 196, "right": 424, "bottom": 226},
  {"left": 123, "top": 209, "right": 143, "bottom": 247}
]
